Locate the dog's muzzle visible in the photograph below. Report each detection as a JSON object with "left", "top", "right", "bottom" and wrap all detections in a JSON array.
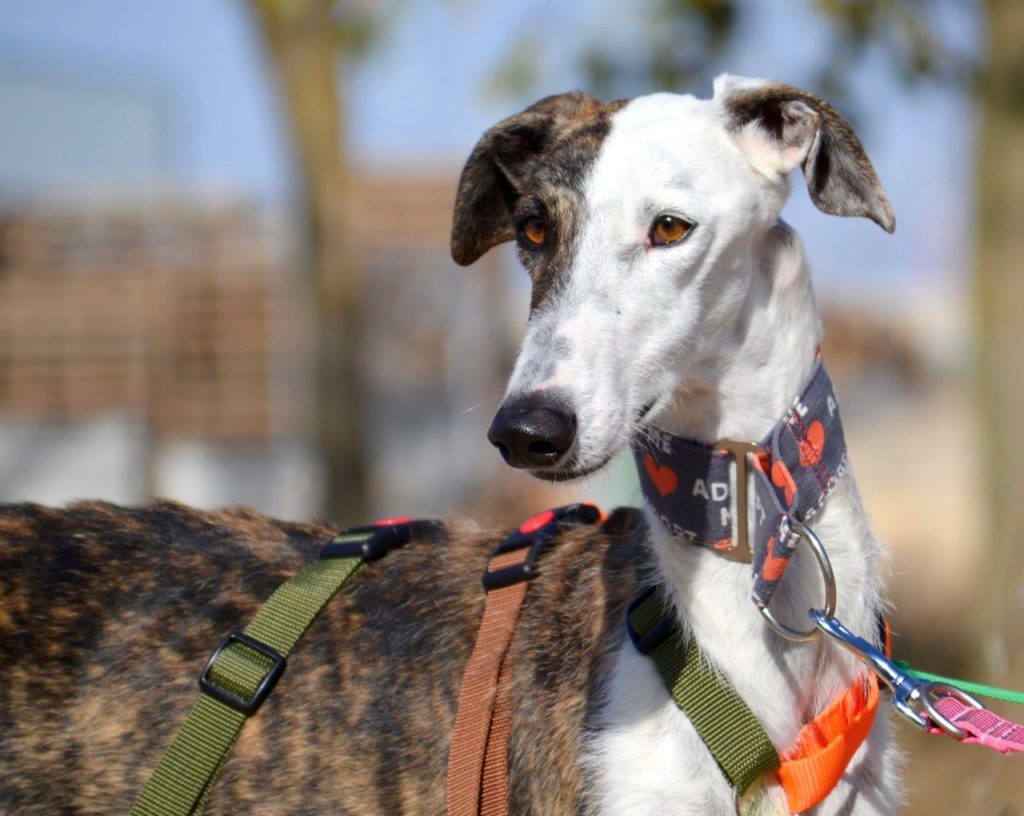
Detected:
[{"left": 487, "top": 390, "right": 576, "bottom": 469}]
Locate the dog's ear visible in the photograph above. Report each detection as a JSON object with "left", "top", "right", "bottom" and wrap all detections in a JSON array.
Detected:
[
  {"left": 451, "top": 92, "right": 601, "bottom": 265},
  {"left": 714, "top": 74, "right": 895, "bottom": 233}
]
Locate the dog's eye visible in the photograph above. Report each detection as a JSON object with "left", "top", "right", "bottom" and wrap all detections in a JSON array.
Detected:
[
  {"left": 518, "top": 218, "right": 546, "bottom": 247},
  {"left": 650, "top": 215, "right": 692, "bottom": 246}
]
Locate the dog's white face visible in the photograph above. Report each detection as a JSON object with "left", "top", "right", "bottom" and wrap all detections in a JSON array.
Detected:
[
  {"left": 504, "top": 91, "right": 782, "bottom": 478},
  {"left": 451, "top": 75, "right": 893, "bottom": 481}
]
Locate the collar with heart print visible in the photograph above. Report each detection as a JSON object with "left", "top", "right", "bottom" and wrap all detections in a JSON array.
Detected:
[{"left": 630, "top": 358, "right": 847, "bottom": 606}]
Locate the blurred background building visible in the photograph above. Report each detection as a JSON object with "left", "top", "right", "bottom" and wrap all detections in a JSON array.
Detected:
[{"left": 1, "top": 1, "right": 1021, "bottom": 812}]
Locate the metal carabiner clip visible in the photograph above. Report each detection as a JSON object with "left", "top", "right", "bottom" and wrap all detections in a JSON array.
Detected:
[{"left": 809, "top": 609, "right": 983, "bottom": 738}]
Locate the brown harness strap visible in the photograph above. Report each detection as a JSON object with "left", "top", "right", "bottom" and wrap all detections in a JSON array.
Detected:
[
  {"left": 446, "top": 504, "right": 601, "bottom": 816},
  {"left": 447, "top": 549, "right": 528, "bottom": 816},
  {"left": 479, "top": 648, "right": 514, "bottom": 813}
]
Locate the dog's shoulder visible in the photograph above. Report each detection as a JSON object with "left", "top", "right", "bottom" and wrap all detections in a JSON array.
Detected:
[{"left": 509, "top": 506, "right": 645, "bottom": 814}]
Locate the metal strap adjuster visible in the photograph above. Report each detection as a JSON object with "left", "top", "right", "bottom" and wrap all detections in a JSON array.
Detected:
[
  {"left": 199, "top": 630, "right": 286, "bottom": 716},
  {"left": 482, "top": 503, "right": 601, "bottom": 591}
]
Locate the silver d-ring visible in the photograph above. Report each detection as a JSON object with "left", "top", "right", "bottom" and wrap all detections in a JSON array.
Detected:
[
  {"left": 918, "top": 681, "right": 984, "bottom": 739},
  {"left": 757, "top": 522, "right": 837, "bottom": 642}
]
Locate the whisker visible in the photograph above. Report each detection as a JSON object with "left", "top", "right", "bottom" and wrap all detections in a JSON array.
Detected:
[{"left": 455, "top": 394, "right": 504, "bottom": 416}]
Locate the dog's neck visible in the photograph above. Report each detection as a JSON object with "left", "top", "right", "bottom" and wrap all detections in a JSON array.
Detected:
[
  {"left": 641, "top": 220, "right": 883, "bottom": 749},
  {"left": 659, "top": 221, "right": 821, "bottom": 446}
]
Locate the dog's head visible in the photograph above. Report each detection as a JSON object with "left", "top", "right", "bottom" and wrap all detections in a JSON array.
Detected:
[{"left": 452, "top": 75, "right": 893, "bottom": 481}]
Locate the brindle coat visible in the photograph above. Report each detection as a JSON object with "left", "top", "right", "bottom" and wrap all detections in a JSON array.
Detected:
[{"left": 0, "top": 500, "right": 643, "bottom": 814}]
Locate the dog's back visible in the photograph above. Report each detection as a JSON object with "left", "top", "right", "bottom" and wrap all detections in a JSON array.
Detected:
[{"left": 0, "top": 501, "right": 640, "bottom": 814}]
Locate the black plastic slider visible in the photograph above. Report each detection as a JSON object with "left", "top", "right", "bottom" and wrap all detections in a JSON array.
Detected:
[
  {"left": 482, "top": 502, "right": 601, "bottom": 591},
  {"left": 199, "top": 630, "right": 287, "bottom": 716},
  {"left": 320, "top": 519, "right": 439, "bottom": 562},
  {"left": 625, "top": 585, "right": 676, "bottom": 655}
]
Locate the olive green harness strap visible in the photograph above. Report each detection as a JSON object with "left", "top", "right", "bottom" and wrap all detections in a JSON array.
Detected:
[
  {"left": 131, "top": 522, "right": 430, "bottom": 816},
  {"left": 626, "top": 586, "right": 781, "bottom": 794}
]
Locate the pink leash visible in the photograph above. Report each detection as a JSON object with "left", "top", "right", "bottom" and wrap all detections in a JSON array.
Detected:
[
  {"left": 928, "top": 696, "right": 1024, "bottom": 753},
  {"left": 809, "top": 609, "right": 1024, "bottom": 755}
]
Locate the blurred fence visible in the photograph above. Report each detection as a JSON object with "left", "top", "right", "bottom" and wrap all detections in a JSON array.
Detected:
[
  {"left": 0, "top": 196, "right": 294, "bottom": 443},
  {"left": 0, "top": 178, "right": 568, "bottom": 523}
]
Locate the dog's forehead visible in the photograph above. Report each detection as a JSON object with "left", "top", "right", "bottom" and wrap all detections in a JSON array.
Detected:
[
  {"left": 587, "top": 93, "right": 732, "bottom": 196},
  {"left": 613, "top": 92, "right": 711, "bottom": 135},
  {"left": 521, "top": 93, "right": 730, "bottom": 217}
]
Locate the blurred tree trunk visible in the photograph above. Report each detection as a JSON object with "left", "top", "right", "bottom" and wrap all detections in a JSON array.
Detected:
[
  {"left": 249, "top": 0, "right": 368, "bottom": 524},
  {"left": 976, "top": 1, "right": 1024, "bottom": 688}
]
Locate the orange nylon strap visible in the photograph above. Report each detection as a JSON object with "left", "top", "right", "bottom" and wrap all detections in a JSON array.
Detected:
[
  {"left": 776, "top": 619, "right": 891, "bottom": 812},
  {"left": 446, "top": 548, "right": 528, "bottom": 816},
  {"left": 447, "top": 504, "right": 602, "bottom": 815},
  {"left": 479, "top": 645, "right": 515, "bottom": 812},
  {"left": 777, "top": 673, "right": 880, "bottom": 812}
]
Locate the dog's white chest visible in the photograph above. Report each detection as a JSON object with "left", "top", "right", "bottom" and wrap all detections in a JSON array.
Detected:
[
  {"left": 585, "top": 639, "right": 764, "bottom": 816},
  {"left": 582, "top": 596, "right": 898, "bottom": 816}
]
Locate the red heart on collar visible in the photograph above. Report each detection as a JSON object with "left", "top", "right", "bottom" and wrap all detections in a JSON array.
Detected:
[
  {"left": 798, "top": 420, "right": 826, "bottom": 468},
  {"left": 761, "top": 536, "right": 789, "bottom": 582},
  {"left": 644, "top": 454, "right": 678, "bottom": 497},
  {"left": 771, "top": 460, "right": 796, "bottom": 506}
]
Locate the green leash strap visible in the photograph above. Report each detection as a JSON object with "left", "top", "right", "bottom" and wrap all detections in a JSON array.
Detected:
[
  {"left": 627, "top": 586, "right": 780, "bottom": 793},
  {"left": 131, "top": 521, "right": 435, "bottom": 816},
  {"left": 893, "top": 660, "right": 1024, "bottom": 707}
]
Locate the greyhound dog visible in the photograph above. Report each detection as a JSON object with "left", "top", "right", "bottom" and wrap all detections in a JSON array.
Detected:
[{"left": 0, "top": 75, "right": 899, "bottom": 814}]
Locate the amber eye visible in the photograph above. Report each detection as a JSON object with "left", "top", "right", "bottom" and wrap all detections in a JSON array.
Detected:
[
  {"left": 650, "top": 215, "right": 692, "bottom": 246},
  {"left": 518, "top": 218, "right": 546, "bottom": 247}
]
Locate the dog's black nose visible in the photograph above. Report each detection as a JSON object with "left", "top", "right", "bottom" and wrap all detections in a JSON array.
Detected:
[{"left": 487, "top": 392, "right": 576, "bottom": 469}]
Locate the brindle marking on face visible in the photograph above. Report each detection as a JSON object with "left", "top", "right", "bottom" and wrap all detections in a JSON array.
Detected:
[
  {"left": 451, "top": 93, "right": 627, "bottom": 315},
  {"left": 0, "top": 500, "right": 644, "bottom": 813},
  {"left": 515, "top": 104, "right": 626, "bottom": 314}
]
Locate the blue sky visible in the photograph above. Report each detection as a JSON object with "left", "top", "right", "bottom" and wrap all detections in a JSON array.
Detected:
[{"left": 0, "top": 0, "right": 979, "bottom": 294}]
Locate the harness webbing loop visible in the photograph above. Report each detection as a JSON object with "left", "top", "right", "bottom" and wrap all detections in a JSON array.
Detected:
[
  {"left": 446, "top": 549, "right": 527, "bottom": 816},
  {"left": 628, "top": 584, "right": 888, "bottom": 812},
  {"left": 626, "top": 586, "right": 781, "bottom": 793},
  {"left": 778, "top": 672, "right": 880, "bottom": 812},
  {"left": 131, "top": 521, "right": 431, "bottom": 816}
]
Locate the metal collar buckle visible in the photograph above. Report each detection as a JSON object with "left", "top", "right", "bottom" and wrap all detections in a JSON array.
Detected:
[{"left": 712, "top": 438, "right": 767, "bottom": 564}]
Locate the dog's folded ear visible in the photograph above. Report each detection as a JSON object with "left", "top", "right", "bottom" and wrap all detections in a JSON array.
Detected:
[
  {"left": 451, "top": 92, "right": 601, "bottom": 265},
  {"left": 714, "top": 74, "right": 895, "bottom": 233}
]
